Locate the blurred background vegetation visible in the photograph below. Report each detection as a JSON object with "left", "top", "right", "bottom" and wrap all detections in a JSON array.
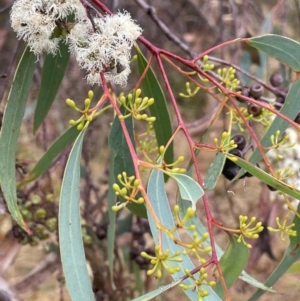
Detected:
[{"left": 1, "top": 0, "right": 300, "bottom": 300}]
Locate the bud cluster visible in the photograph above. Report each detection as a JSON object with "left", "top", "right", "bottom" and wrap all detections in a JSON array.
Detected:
[
  {"left": 213, "top": 131, "right": 237, "bottom": 153},
  {"left": 268, "top": 216, "right": 297, "bottom": 241},
  {"left": 158, "top": 146, "right": 187, "bottom": 174},
  {"left": 118, "top": 89, "right": 156, "bottom": 122},
  {"left": 141, "top": 245, "right": 182, "bottom": 278},
  {"left": 67, "top": 90, "right": 94, "bottom": 130},
  {"left": 112, "top": 172, "right": 144, "bottom": 211},
  {"left": 217, "top": 67, "right": 240, "bottom": 91},
  {"left": 179, "top": 267, "right": 216, "bottom": 301},
  {"left": 237, "top": 215, "right": 264, "bottom": 248}
]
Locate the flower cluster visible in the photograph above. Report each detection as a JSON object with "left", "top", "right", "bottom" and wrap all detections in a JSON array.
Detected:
[
  {"left": 10, "top": 0, "right": 86, "bottom": 55},
  {"left": 67, "top": 11, "right": 142, "bottom": 86},
  {"left": 10, "top": 0, "right": 142, "bottom": 87}
]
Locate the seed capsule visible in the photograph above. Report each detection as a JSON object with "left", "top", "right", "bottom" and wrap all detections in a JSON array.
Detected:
[
  {"left": 247, "top": 103, "right": 262, "bottom": 117},
  {"left": 270, "top": 73, "right": 283, "bottom": 87},
  {"left": 249, "top": 84, "right": 264, "bottom": 99}
]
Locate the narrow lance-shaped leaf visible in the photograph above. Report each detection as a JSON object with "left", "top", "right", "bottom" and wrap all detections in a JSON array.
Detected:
[
  {"left": 59, "top": 123, "right": 95, "bottom": 301},
  {"left": 226, "top": 154, "right": 300, "bottom": 200},
  {"left": 136, "top": 47, "right": 174, "bottom": 168},
  {"left": 34, "top": 41, "right": 70, "bottom": 132},
  {"left": 0, "top": 47, "right": 36, "bottom": 231}
]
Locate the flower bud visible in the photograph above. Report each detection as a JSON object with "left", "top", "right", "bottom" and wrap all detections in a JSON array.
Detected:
[
  {"left": 66, "top": 98, "right": 76, "bottom": 108},
  {"left": 88, "top": 90, "right": 94, "bottom": 100}
]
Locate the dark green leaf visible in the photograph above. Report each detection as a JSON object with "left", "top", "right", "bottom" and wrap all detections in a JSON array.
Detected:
[
  {"left": 108, "top": 105, "right": 147, "bottom": 218},
  {"left": 59, "top": 123, "right": 95, "bottom": 301},
  {"left": 247, "top": 35, "right": 300, "bottom": 71},
  {"left": 19, "top": 126, "right": 80, "bottom": 186},
  {"left": 214, "top": 236, "right": 249, "bottom": 298},
  {"left": 136, "top": 47, "right": 174, "bottom": 167},
  {"left": 0, "top": 47, "right": 36, "bottom": 231},
  {"left": 34, "top": 41, "right": 70, "bottom": 132}
]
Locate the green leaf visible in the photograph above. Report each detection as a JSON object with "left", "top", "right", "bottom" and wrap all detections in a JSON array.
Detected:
[
  {"left": 246, "top": 35, "right": 300, "bottom": 71},
  {"left": 19, "top": 125, "right": 80, "bottom": 186},
  {"left": 132, "top": 278, "right": 182, "bottom": 301},
  {"left": 136, "top": 47, "right": 174, "bottom": 167},
  {"left": 214, "top": 236, "right": 249, "bottom": 298},
  {"left": 147, "top": 162, "right": 221, "bottom": 301},
  {"left": 59, "top": 123, "right": 95, "bottom": 301},
  {"left": 248, "top": 201, "right": 300, "bottom": 300},
  {"left": 34, "top": 41, "right": 70, "bottom": 132},
  {"left": 204, "top": 153, "right": 226, "bottom": 190},
  {"left": 227, "top": 154, "right": 300, "bottom": 200},
  {"left": 0, "top": 47, "right": 36, "bottom": 231},
  {"left": 107, "top": 154, "right": 116, "bottom": 289},
  {"left": 247, "top": 79, "right": 300, "bottom": 168},
  {"left": 168, "top": 173, "right": 204, "bottom": 210},
  {"left": 108, "top": 105, "right": 147, "bottom": 218}
]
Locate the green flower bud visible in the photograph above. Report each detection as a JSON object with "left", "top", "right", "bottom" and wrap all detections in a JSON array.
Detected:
[
  {"left": 112, "top": 183, "right": 120, "bottom": 191},
  {"left": 77, "top": 122, "right": 84, "bottom": 131},
  {"left": 66, "top": 98, "right": 76, "bottom": 108},
  {"left": 88, "top": 90, "right": 94, "bottom": 100},
  {"left": 148, "top": 98, "right": 154, "bottom": 105},
  {"left": 84, "top": 98, "right": 91, "bottom": 109},
  {"left": 135, "top": 89, "right": 142, "bottom": 98},
  {"left": 146, "top": 117, "right": 156, "bottom": 122},
  {"left": 120, "top": 187, "right": 127, "bottom": 196},
  {"left": 136, "top": 197, "right": 144, "bottom": 204}
]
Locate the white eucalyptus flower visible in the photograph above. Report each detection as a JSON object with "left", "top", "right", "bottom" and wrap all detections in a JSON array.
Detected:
[
  {"left": 10, "top": 0, "right": 86, "bottom": 55},
  {"left": 68, "top": 11, "right": 143, "bottom": 86}
]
